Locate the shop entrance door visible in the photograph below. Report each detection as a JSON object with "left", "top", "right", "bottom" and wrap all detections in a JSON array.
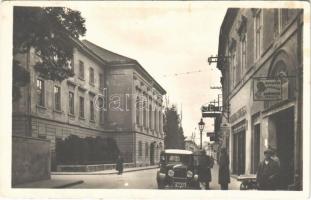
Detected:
[
  {"left": 233, "top": 130, "right": 246, "bottom": 175},
  {"left": 272, "top": 107, "right": 295, "bottom": 189}
]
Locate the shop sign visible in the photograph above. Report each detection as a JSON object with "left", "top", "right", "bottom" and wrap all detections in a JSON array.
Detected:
[
  {"left": 229, "top": 106, "right": 247, "bottom": 123},
  {"left": 253, "top": 78, "right": 282, "bottom": 101}
]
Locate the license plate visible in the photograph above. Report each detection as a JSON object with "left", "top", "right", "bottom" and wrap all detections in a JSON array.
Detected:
[{"left": 174, "top": 182, "right": 186, "bottom": 188}]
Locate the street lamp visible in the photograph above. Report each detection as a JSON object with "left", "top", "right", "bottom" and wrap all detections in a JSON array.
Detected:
[{"left": 198, "top": 118, "right": 205, "bottom": 149}]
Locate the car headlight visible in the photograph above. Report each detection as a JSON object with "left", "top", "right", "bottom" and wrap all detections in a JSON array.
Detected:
[
  {"left": 193, "top": 174, "right": 199, "bottom": 181},
  {"left": 168, "top": 169, "right": 174, "bottom": 177},
  {"left": 187, "top": 170, "right": 193, "bottom": 178}
]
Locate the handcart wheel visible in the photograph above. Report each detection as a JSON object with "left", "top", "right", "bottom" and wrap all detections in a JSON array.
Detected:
[{"left": 240, "top": 181, "right": 249, "bottom": 190}]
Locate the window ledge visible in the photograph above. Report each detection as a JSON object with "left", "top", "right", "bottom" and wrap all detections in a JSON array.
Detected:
[
  {"left": 79, "top": 116, "right": 85, "bottom": 120},
  {"left": 68, "top": 113, "right": 75, "bottom": 118},
  {"left": 90, "top": 119, "right": 95, "bottom": 123},
  {"left": 36, "top": 105, "right": 47, "bottom": 110},
  {"left": 78, "top": 77, "right": 85, "bottom": 81},
  {"left": 53, "top": 109, "right": 62, "bottom": 114},
  {"left": 89, "top": 82, "right": 95, "bottom": 87}
]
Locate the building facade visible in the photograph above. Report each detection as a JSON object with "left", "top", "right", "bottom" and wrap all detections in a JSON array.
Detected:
[
  {"left": 216, "top": 8, "right": 303, "bottom": 190},
  {"left": 13, "top": 38, "right": 166, "bottom": 168},
  {"left": 184, "top": 140, "right": 200, "bottom": 152}
]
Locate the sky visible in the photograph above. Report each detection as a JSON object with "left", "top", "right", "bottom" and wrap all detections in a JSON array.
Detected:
[{"left": 74, "top": 2, "right": 227, "bottom": 144}]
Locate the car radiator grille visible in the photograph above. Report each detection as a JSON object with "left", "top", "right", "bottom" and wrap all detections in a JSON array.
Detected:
[{"left": 174, "top": 168, "right": 187, "bottom": 178}]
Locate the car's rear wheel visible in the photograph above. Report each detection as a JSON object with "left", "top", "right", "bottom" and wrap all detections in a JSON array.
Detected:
[{"left": 158, "top": 183, "right": 165, "bottom": 189}]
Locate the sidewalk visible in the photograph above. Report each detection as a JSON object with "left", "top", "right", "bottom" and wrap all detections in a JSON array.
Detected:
[
  {"left": 51, "top": 165, "right": 159, "bottom": 175},
  {"left": 14, "top": 178, "right": 84, "bottom": 188},
  {"left": 15, "top": 165, "right": 158, "bottom": 188},
  {"left": 209, "top": 163, "right": 241, "bottom": 190}
]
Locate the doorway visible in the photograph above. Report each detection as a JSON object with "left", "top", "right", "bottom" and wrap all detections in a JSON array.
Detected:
[
  {"left": 233, "top": 130, "right": 246, "bottom": 175},
  {"left": 271, "top": 107, "right": 295, "bottom": 189}
]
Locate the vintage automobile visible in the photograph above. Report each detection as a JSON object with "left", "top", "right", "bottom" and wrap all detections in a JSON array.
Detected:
[{"left": 156, "top": 149, "right": 200, "bottom": 189}]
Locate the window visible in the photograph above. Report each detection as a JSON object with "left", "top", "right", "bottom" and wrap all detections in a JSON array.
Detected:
[
  {"left": 136, "top": 96, "right": 140, "bottom": 125},
  {"left": 89, "top": 67, "right": 94, "bottom": 85},
  {"left": 79, "top": 96, "right": 85, "bottom": 118},
  {"left": 145, "top": 142, "right": 149, "bottom": 157},
  {"left": 149, "top": 105, "right": 152, "bottom": 129},
  {"left": 90, "top": 100, "right": 94, "bottom": 121},
  {"left": 281, "top": 9, "right": 289, "bottom": 29},
  {"left": 69, "top": 92, "right": 74, "bottom": 115},
  {"left": 274, "top": 9, "right": 280, "bottom": 38},
  {"left": 99, "top": 73, "right": 104, "bottom": 89},
  {"left": 138, "top": 141, "right": 142, "bottom": 157},
  {"left": 154, "top": 110, "right": 158, "bottom": 132},
  {"left": 255, "top": 10, "right": 262, "bottom": 60},
  {"left": 143, "top": 99, "right": 147, "bottom": 127},
  {"left": 98, "top": 97, "right": 104, "bottom": 124},
  {"left": 36, "top": 79, "right": 45, "bottom": 106},
  {"left": 241, "top": 37, "right": 247, "bottom": 74},
  {"left": 79, "top": 60, "right": 84, "bottom": 80},
  {"left": 230, "top": 50, "right": 237, "bottom": 88},
  {"left": 54, "top": 86, "right": 61, "bottom": 110},
  {"left": 159, "top": 110, "right": 162, "bottom": 133}
]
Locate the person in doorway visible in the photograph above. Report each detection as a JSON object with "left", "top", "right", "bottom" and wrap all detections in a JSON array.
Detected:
[
  {"left": 116, "top": 154, "right": 124, "bottom": 175},
  {"left": 218, "top": 148, "right": 230, "bottom": 190},
  {"left": 198, "top": 150, "right": 212, "bottom": 189},
  {"left": 256, "top": 149, "right": 280, "bottom": 190},
  {"left": 269, "top": 147, "right": 280, "bottom": 167}
]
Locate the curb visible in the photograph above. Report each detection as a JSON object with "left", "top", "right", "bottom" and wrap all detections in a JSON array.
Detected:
[
  {"left": 53, "top": 180, "right": 84, "bottom": 188},
  {"left": 52, "top": 166, "right": 159, "bottom": 175}
]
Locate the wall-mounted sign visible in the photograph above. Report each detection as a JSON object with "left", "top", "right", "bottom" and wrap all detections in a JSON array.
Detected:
[
  {"left": 229, "top": 106, "right": 247, "bottom": 123},
  {"left": 253, "top": 78, "right": 282, "bottom": 101}
]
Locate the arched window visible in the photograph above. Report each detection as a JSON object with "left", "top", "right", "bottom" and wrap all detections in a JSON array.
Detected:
[{"left": 266, "top": 51, "right": 296, "bottom": 109}]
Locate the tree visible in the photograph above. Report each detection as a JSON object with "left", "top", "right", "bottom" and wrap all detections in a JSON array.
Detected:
[
  {"left": 13, "top": 6, "right": 86, "bottom": 100},
  {"left": 163, "top": 105, "right": 186, "bottom": 149}
]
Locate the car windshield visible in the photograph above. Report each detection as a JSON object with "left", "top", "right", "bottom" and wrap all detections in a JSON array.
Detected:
[{"left": 166, "top": 154, "right": 191, "bottom": 165}]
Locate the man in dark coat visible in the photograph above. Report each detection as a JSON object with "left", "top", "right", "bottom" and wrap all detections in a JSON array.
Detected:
[
  {"left": 116, "top": 155, "right": 124, "bottom": 175},
  {"left": 218, "top": 148, "right": 230, "bottom": 190},
  {"left": 256, "top": 149, "right": 280, "bottom": 190},
  {"left": 198, "top": 150, "right": 213, "bottom": 189}
]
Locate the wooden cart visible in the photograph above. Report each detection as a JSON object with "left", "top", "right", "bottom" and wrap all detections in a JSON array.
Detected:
[{"left": 237, "top": 174, "right": 257, "bottom": 190}]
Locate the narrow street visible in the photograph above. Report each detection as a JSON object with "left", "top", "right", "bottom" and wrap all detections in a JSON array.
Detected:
[{"left": 55, "top": 164, "right": 240, "bottom": 189}]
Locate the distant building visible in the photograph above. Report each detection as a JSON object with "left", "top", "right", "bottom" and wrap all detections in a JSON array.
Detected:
[
  {"left": 184, "top": 140, "right": 200, "bottom": 152},
  {"left": 216, "top": 8, "right": 303, "bottom": 190},
  {"left": 13, "top": 38, "right": 166, "bottom": 168}
]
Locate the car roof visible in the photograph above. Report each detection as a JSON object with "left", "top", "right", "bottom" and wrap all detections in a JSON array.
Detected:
[{"left": 164, "top": 149, "right": 193, "bottom": 155}]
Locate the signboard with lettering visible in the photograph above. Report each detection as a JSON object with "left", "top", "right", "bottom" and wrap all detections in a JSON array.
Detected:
[
  {"left": 229, "top": 106, "right": 247, "bottom": 123},
  {"left": 253, "top": 78, "right": 282, "bottom": 101}
]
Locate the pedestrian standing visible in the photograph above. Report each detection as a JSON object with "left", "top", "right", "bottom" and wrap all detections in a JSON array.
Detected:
[
  {"left": 256, "top": 149, "right": 280, "bottom": 190},
  {"left": 269, "top": 147, "right": 280, "bottom": 167},
  {"left": 218, "top": 148, "right": 230, "bottom": 190},
  {"left": 116, "top": 154, "right": 124, "bottom": 175},
  {"left": 198, "top": 150, "right": 212, "bottom": 189}
]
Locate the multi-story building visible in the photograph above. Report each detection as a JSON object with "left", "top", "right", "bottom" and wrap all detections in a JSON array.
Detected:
[
  {"left": 82, "top": 40, "right": 166, "bottom": 166},
  {"left": 216, "top": 8, "right": 303, "bottom": 190},
  {"left": 13, "top": 38, "right": 166, "bottom": 168}
]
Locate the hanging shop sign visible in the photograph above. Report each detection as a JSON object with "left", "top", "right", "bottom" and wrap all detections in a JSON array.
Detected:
[{"left": 253, "top": 78, "right": 283, "bottom": 101}]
